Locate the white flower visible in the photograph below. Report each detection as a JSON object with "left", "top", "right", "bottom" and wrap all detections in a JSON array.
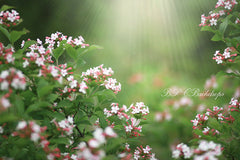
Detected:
[
  {"left": 104, "top": 127, "right": 117, "bottom": 137},
  {"left": 32, "top": 124, "right": 41, "bottom": 133},
  {"left": 23, "top": 60, "right": 29, "bottom": 68},
  {"left": 35, "top": 57, "right": 44, "bottom": 66},
  {"left": 88, "top": 139, "right": 101, "bottom": 148},
  {"left": 210, "top": 18, "right": 217, "bottom": 26},
  {"left": 93, "top": 128, "right": 105, "bottom": 144},
  {"left": 6, "top": 54, "right": 15, "bottom": 63},
  {"left": 111, "top": 105, "right": 119, "bottom": 114},
  {"left": 0, "top": 126, "right": 3, "bottom": 134},
  {"left": 1, "top": 81, "right": 9, "bottom": 90},
  {"left": 125, "top": 125, "right": 133, "bottom": 132},
  {"left": 223, "top": 51, "right": 230, "bottom": 59},
  {"left": 16, "top": 121, "right": 27, "bottom": 130},
  {"left": 61, "top": 69, "right": 68, "bottom": 77},
  {"left": 69, "top": 80, "right": 77, "bottom": 88},
  {"left": 50, "top": 67, "right": 59, "bottom": 77},
  {"left": 199, "top": 141, "right": 209, "bottom": 151},
  {"left": 230, "top": 98, "right": 238, "bottom": 105},
  {"left": 0, "top": 70, "right": 9, "bottom": 79},
  {"left": 31, "top": 133, "right": 40, "bottom": 142},
  {"left": 216, "top": 56, "right": 222, "bottom": 64}
]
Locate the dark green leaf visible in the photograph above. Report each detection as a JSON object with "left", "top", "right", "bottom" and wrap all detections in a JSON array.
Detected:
[
  {"left": 14, "top": 95, "right": 25, "bottom": 116},
  {"left": 52, "top": 40, "right": 66, "bottom": 61},
  {"left": 0, "top": 113, "right": 18, "bottom": 123},
  {"left": 9, "top": 28, "right": 29, "bottom": 44},
  {"left": 26, "top": 101, "right": 51, "bottom": 113},
  {"left": 47, "top": 94, "right": 59, "bottom": 103},
  {"left": 49, "top": 137, "right": 70, "bottom": 145},
  {"left": 58, "top": 99, "right": 73, "bottom": 108},
  {"left": 37, "top": 79, "right": 53, "bottom": 98},
  {"left": 0, "top": 25, "right": 10, "bottom": 40},
  {"left": 0, "top": 5, "right": 14, "bottom": 11}
]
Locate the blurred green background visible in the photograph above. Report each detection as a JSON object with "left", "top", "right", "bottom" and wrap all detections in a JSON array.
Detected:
[{"left": 0, "top": 0, "right": 230, "bottom": 159}]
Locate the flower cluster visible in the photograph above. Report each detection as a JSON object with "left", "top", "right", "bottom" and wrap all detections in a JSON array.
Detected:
[
  {"left": 228, "top": 97, "right": 240, "bottom": 112},
  {"left": 130, "top": 102, "right": 149, "bottom": 117},
  {"left": 64, "top": 75, "right": 88, "bottom": 94},
  {"left": 215, "top": 0, "right": 238, "bottom": 10},
  {"left": 0, "top": 6, "right": 157, "bottom": 160},
  {"left": 11, "top": 121, "right": 63, "bottom": 160},
  {"left": 0, "top": 96, "right": 11, "bottom": 109},
  {"left": 104, "top": 102, "right": 149, "bottom": 137},
  {"left": 191, "top": 113, "right": 209, "bottom": 130},
  {"left": 12, "top": 121, "right": 46, "bottom": 142},
  {"left": 124, "top": 118, "right": 143, "bottom": 137},
  {"left": 45, "top": 32, "right": 89, "bottom": 51},
  {"left": 193, "top": 140, "right": 222, "bottom": 160},
  {"left": 212, "top": 47, "right": 237, "bottom": 64},
  {"left": 52, "top": 116, "right": 75, "bottom": 136},
  {"left": 22, "top": 39, "right": 53, "bottom": 68},
  {"left": 199, "top": 0, "right": 238, "bottom": 26},
  {"left": 0, "top": 42, "right": 15, "bottom": 64},
  {"left": 134, "top": 145, "right": 157, "bottom": 160},
  {"left": 104, "top": 103, "right": 129, "bottom": 119},
  {"left": 190, "top": 98, "right": 238, "bottom": 139},
  {"left": 82, "top": 64, "right": 121, "bottom": 94},
  {"left": 172, "top": 143, "right": 193, "bottom": 159},
  {"left": 0, "top": 68, "right": 26, "bottom": 91},
  {"left": 71, "top": 127, "right": 117, "bottom": 160},
  {"left": 172, "top": 141, "right": 222, "bottom": 160},
  {"left": 0, "top": 9, "right": 20, "bottom": 27}
]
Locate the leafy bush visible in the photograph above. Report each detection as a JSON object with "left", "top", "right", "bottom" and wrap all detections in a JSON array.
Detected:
[
  {"left": 172, "top": 0, "right": 240, "bottom": 159},
  {"left": 0, "top": 5, "right": 157, "bottom": 160}
]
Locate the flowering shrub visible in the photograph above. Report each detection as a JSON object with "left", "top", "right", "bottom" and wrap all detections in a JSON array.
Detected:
[
  {"left": 0, "top": 5, "right": 157, "bottom": 160},
  {"left": 172, "top": 0, "right": 240, "bottom": 159}
]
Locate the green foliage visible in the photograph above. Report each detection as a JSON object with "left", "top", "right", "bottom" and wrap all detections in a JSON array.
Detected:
[{"left": 0, "top": 5, "right": 154, "bottom": 160}]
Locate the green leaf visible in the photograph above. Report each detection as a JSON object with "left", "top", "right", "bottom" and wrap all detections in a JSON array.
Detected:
[
  {"left": 0, "top": 25, "right": 10, "bottom": 40},
  {"left": 47, "top": 94, "right": 59, "bottom": 103},
  {"left": 229, "top": 29, "right": 240, "bottom": 36},
  {"left": 208, "top": 118, "right": 221, "bottom": 131},
  {"left": 76, "top": 120, "right": 92, "bottom": 126},
  {"left": 77, "top": 45, "right": 103, "bottom": 58},
  {"left": 0, "top": 113, "right": 18, "bottom": 123},
  {"left": 10, "top": 28, "right": 29, "bottom": 44},
  {"left": 48, "top": 111, "right": 65, "bottom": 121},
  {"left": 0, "top": 5, "right": 14, "bottom": 11},
  {"left": 49, "top": 137, "right": 70, "bottom": 145},
  {"left": 219, "top": 14, "right": 232, "bottom": 36},
  {"left": 58, "top": 99, "right": 73, "bottom": 108},
  {"left": 106, "top": 137, "right": 123, "bottom": 154},
  {"left": 201, "top": 26, "right": 215, "bottom": 33},
  {"left": 37, "top": 79, "right": 54, "bottom": 98},
  {"left": 26, "top": 101, "right": 51, "bottom": 113},
  {"left": 66, "top": 44, "right": 78, "bottom": 59},
  {"left": 211, "top": 32, "right": 223, "bottom": 41},
  {"left": 14, "top": 95, "right": 25, "bottom": 116},
  {"left": 99, "top": 116, "right": 108, "bottom": 128},
  {"left": 76, "top": 58, "right": 86, "bottom": 68},
  {"left": 52, "top": 40, "right": 66, "bottom": 61}
]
